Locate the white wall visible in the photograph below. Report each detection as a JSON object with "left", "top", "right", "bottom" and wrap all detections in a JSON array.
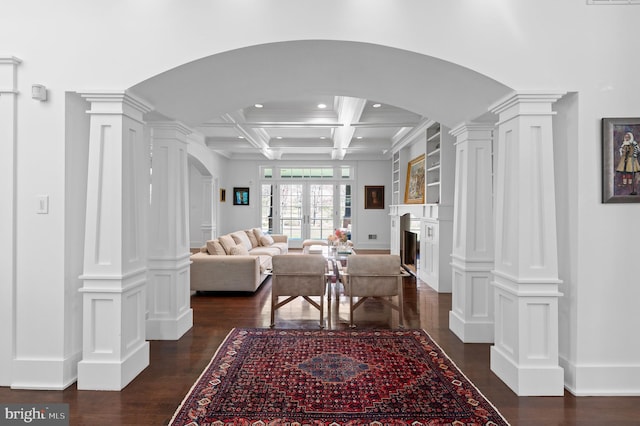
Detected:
[
  {"left": 3, "top": 0, "right": 640, "bottom": 394},
  {"left": 353, "top": 161, "right": 392, "bottom": 249},
  {"left": 62, "top": 93, "right": 90, "bottom": 385},
  {"left": 188, "top": 165, "right": 207, "bottom": 248},
  {"left": 215, "top": 159, "right": 391, "bottom": 249},
  {"left": 187, "top": 135, "right": 227, "bottom": 243}
]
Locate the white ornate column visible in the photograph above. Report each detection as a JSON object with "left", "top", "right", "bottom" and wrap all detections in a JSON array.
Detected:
[
  {"left": 78, "top": 92, "right": 152, "bottom": 390},
  {"left": 0, "top": 57, "right": 21, "bottom": 386},
  {"left": 489, "top": 92, "right": 565, "bottom": 396},
  {"left": 449, "top": 123, "right": 495, "bottom": 343},
  {"left": 146, "top": 122, "right": 193, "bottom": 340}
]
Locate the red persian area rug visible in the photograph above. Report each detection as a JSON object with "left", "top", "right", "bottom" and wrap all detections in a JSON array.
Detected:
[{"left": 170, "top": 328, "right": 510, "bottom": 426}]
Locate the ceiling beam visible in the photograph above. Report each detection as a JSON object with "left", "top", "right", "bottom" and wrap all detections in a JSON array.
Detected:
[
  {"left": 332, "top": 96, "right": 367, "bottom": 160},
  {"left": 221, "top": 111, "right": 275, "bottom": 159}
]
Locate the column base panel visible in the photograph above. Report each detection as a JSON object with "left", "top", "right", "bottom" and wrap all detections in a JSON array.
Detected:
[
  {"left": 146, "top": 308, "right": 193, "bottom": 340},
  {"left": 491, "top": 345, "right": 564, "bottom": 396},
  {"left": 77, "top": 341, "right": 149, "bottom": 391},
  {"left": 11, "top": 351, "right": 82, "bottom": 390},
  {"left": 449, "top": 311, "right": 494, "bottom": 343}
]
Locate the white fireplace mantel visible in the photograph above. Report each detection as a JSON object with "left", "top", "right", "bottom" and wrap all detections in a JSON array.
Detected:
[{"left": 390, "top": 203, "right": 449, "bottom": 220}]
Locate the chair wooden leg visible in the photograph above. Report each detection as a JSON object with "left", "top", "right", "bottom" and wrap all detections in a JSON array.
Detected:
[
  {"left": 319, "top": 290, "right": 325, "bottom": 329},
  {"left": 398, "top": 278, "right": 404, "bottom": 328},
  {"left": 270, "top": 295, "right": 276, "bottom": 328},
  {"left": 349, "top": 294, "right": 356, "bottom": 328}
]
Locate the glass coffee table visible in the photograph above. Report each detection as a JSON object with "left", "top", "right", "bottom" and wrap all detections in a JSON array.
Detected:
[{"left": 302, "top": 244, "right": 355, "bottom": 307}]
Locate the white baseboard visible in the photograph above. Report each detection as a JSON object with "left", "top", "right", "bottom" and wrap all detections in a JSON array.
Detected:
[
  {"left": 560, "top": 354, "right": 640, "bottom": 396},
  {"left": 11, "top": 350, "right": 82, "bottom": 390}
]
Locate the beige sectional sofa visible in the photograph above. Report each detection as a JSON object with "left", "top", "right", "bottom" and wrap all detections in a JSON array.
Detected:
[{"left": 190, "top": 228, "right": 288, "bottom": 292}]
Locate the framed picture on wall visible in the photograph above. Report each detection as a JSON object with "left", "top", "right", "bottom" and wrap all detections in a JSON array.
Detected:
[
  {"left": 220, "top": 188, "right": 226, "bottom": 202},
  {"left": 233, "top": 187, "right": 250, "bottom": 205},
  {"left": 602, "top": 117, "right": 640, "bottom": 203},
  {"left": 404, "top": 154, "right": 425, "bottom": 204},
  {"left": 365, "top": 185, "right": 385, "bottom": 209}
]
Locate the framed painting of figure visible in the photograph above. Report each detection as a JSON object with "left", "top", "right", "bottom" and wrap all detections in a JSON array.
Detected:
[
  {"left": 365, "top": 185, "right": 385, "bottom": 209},
  {"left": 404, "top": 154, "right": 425, "bottom": 204},
  {"left": 602, "top": 118, "right": 640, "bottom": 203}
]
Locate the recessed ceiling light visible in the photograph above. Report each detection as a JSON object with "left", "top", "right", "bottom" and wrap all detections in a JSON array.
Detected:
[
  {"left": 254, "top": 103, "right": 263, "bottom": 108},
  {"left": 238, "top": 136, "right": 244, "bottom": 139},
  {"left": 317, "top": 103, "right": 327, "bottom": 109},
  {"left": 276, "top": 136, "right": 283, "bottom": 139},
  {"left": 373, "top": 103, "right": 382, "bottom": 108},
  {"left": 356, "top": 136, "right": 363, "bottom": 139},
  {"left": 320, "top": 136, "right": 326, "bottom": 140}
]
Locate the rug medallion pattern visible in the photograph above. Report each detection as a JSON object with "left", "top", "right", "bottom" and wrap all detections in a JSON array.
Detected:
[{"left": 170, "top": 328, "right": 509, "bottom": 425}]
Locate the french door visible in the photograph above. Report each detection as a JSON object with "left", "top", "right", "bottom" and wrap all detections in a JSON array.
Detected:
[{"left": 261, "top": 182, "right": 351, "bottom": 248}]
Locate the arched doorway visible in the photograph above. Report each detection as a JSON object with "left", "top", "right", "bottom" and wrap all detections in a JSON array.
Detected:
[{"left": 78, "top": 40, "right": 564, "bottom": 395}]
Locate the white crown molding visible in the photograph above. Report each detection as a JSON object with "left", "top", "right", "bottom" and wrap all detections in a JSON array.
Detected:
[
  {"left": 390, "top": 117, "right": 433, "bottom": 152},
  {"left": 489, "top": 91, "right": 566, "bottom": 116}
]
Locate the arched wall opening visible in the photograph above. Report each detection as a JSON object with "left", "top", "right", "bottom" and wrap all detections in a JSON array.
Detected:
[
  {"left": 130, "top": 40, "right": 513, "bottom": 130},
  {"left": 129, "top": 38, "right": 515, "bottom": 292},
  {"left": 128, "top": 39, "right": 516, "bottom": 331},
  {"left": 187, "top": 155, "right": 217, "bottom": 249},
  {"left": 70, "top": 40, "right": 538, "bottom": 392}
]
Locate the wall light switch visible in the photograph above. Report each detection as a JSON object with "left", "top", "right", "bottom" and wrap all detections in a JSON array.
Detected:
[{"left": 36, "top": 195, "right": 49, "bottom": 214}]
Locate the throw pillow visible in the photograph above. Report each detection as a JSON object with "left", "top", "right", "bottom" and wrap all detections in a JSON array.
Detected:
[
  {"left": 230, "top": 245, "right": 249, "bottom": 256},
  {"left": 231, "top": 231, "right": 252, "bottom": 251},
  {"left": 245, "top": 230, "right": 259, "bottom": 248},
  {"left": 260, "top": 234, "right": 274, "bottom": 246},
  {"left": 218, "top": 234, "right": 236, "bottom": 254},
  {"left": 253, "top": 228, "right": 264, "bottom": 245},
  {"left": 206, "top": 239, "right": 226, "bottom": 256}
]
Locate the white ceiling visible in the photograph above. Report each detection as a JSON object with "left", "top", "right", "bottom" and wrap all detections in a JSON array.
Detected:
[{"left": 195, "top": 95, "right": 426, "bottom": 160}]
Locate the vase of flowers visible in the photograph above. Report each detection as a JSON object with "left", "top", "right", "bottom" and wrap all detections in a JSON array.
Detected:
[{"left": 328, "top": 229, "right": 350, "bottom": 253}]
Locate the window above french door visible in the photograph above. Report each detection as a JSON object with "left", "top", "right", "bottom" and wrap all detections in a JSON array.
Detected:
[{"left": 259, "top": 166, "right": 353, "bottom": 248}]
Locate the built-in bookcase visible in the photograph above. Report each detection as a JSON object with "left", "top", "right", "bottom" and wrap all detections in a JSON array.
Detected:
[
  {"left": 392, "top": 151, "right": 400, "bottom": 205},
  {"left": 425, "top": 123, "right": 441, "bottom": 204}
]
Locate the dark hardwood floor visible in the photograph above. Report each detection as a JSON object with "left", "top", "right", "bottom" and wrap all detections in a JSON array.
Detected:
[{"left": 1, "top": 264, "right": 639, "bottom": 425}]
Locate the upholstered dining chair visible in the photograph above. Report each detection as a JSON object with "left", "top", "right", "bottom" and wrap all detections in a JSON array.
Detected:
[
  {"left": 343, "top": 254, "right": 405, "bottom": 328},
  {"left": 270, "top": 254, "right": 328, "bottom": 328}
]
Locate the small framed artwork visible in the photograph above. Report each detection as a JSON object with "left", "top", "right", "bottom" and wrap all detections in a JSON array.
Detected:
[
  {"left": 365, "top": 185, "right": 385, "bottom": 209},
  {"left": 404, "top": 154, "right": 426, "bottom": 204},
  {"left": 602, "top": 118, "right": 640, "bottom": 203},
  {"left": 220, "top": 188, "right": 226, "bottom": 202},
  {"left": 233, "top": 187, "right": 250, "bottom": 205}
]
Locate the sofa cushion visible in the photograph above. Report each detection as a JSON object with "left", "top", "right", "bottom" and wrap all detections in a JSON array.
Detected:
[
  {"left": 249, "top": 246, "right": 281, "bottom": 257},
  {"left": 218, "top": 234, "right": 236, "bottom": 254},
  {"left": 260, "top": 234, "right": 275, "bottom": 246},
  {"left": 253, "top": 228, "right": 264, "bottom": 245},
  {"left": 271, "top": 242, "right": 289, "bottom": 254},
  {"left": 206, "top": 239, "right": 226, "bottom": 256},
  {"left": 230, "top": 244, "right": 250, "bottom": 256},
  {"left": 245, "top": 230, "right": 259, "bottom": 248},
  {"left": 231, "top": 231, "right": 253, "bottom": 251}
]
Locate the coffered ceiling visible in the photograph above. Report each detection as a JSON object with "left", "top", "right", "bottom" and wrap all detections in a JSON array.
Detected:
[{"left": 194, "top": 95, "right": 427, "bottom": 161}]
